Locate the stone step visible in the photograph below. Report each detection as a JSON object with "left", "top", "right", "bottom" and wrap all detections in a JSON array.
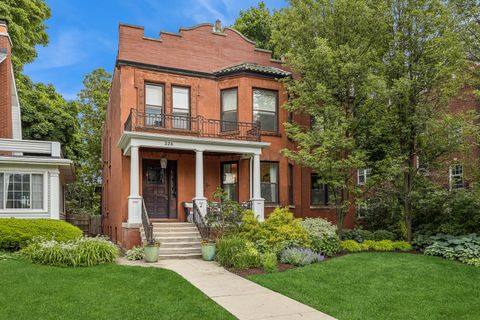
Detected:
[
  {"left": 155, "top": 236, "right": 202, "bottom": 243},
  {"left": 152, "top": 226, "right": 198, "bottom": 231},
  {"left": 151, "top": 222, "right": 195, "bottom": 227},
  {"left": 153, "top": 231, "right": 200, "bottom": 237},
  {"left": 160, "top": 241, "right": 201, "bottom": 249},
  {"left": 158, "top": 253, "right": 202, "bottom": 260},
  {"left": 152, "top": 229, "right": 199, "bottom": 234},
  {"left": 159, "top": 247, "right": 202, "bottom": 255}
]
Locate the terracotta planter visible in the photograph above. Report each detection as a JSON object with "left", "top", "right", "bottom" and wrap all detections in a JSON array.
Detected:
[
  {"left": 201, "top": 243, "right": 216, "bottom": 261},
  {"left": 144, "top": 245, "right": 159, "bottom": 263}
]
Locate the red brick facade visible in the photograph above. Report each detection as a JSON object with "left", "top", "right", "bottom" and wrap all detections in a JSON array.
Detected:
[
  {"left": 0, "top": 21, "right": 12, "bottom": 140},
  {"left": 102, "top": 23, "right": 355, "bottom": 248}
]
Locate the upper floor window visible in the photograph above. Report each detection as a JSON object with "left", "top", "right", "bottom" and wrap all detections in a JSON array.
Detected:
[
  {"left": 221, "top": 162, "right": 238, "bottom": 201},
  {"left": 253, "top": 88, "right": 278, "bottom": 132},
  {"left": 357, "top": 168, "right": 372, "bottom": 185},
  {"left": 288, "top": 164, "right": 294, "bottom": 206},
  {"left": 260, "top": 162, "right": 279, "bottom": 204},
  {"left": 0, "top": 172, "right": 44, "bottom": 210},
  {"left": 449, "top": 164, "right": 464, "bottom": 190},
  {"left": 145, "top": 84, "right": 164, "bottom": 126},
  {"left": 311, "top": 173, "right": 329, "bottom": 206},
  {"left": 172, "top": 86, "right": 190, "bottom": 129},
  {"left": 221, "top": 88, "right": 238, "bottom": 132}
]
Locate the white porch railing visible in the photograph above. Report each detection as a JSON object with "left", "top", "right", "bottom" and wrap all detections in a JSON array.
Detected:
[{"left": 0, "top": 139, "right": 61, "bottom": 157}]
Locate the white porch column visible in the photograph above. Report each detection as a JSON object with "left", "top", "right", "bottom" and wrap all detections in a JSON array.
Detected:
[
  {"left": 127, "top": 145, "right": 142, "bottom": 224},
  {"left": 193, "top": 149, "right": 207, "bottom": 215},
  {"left": 49, "top": 171, "right": 60, "bottom": 220},
  {"left": 250, "top": 153, "right": 265, "bottom": 221}
]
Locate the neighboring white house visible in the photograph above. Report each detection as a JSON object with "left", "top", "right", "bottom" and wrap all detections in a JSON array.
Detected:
[{"left": 0, "top": 20, "right": 74, "bottom": 219}]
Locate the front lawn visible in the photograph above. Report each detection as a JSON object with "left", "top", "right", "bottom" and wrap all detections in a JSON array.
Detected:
[
  {"left": 0, "top": 258, "right": 234, "bottom": 320},
  {"left": 249, "top": 252, "right": 480, "bottom": 320}
]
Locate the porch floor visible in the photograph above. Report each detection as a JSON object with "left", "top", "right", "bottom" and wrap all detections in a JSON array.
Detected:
[{"left": 117, "top": 258, "right": 335, "bottom": 320}]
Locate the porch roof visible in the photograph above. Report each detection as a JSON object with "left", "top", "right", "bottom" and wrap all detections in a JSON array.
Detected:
[{"left": 117, "top": 131, "right": 270, "bottom": 156}]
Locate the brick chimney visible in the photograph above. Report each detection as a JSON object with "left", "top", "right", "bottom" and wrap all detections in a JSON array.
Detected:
[{"left": 0, "top": 19, "right": 13, "bottom": 139}]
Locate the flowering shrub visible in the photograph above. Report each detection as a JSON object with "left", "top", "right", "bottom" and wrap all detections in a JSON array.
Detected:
[
  {"left": 238, "top": 208, "right": 311, "bottom": 254},
  {"left": 301, "top": 218, "right": 340, "bottom": 256},
  {"left": 280, "top": 247, "right": 324, "bottom": 266},
  {"left": 20, "top": 236, "right": 118, "bottom": 267},
  {"left": 125, "top": 246, "right": 144, "bottom": 260}
]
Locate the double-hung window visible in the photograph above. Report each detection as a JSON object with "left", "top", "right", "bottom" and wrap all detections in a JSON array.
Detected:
[
  {"left": 357, "top": 168, "right": 372, "bottom": 185},
  {"left": 260, "top": 162, "right": 279, "bottom": 204},
  {"left": 0, "top": 172, "right": 44, "bottom": 210},
  {"left": 172, "top": 86, "right": 190, "bottom": 129},
  {"left": 145, "top": 84, "right": 164, "bottom": 127},
  {"left": 253, "top": 88, "right": 278, "bottom": 132},
  {"left": 311, "top": 173, "right": 329, "bottom": 206},
  {"left": 221, "top": 162, "right": 238, "bottom": 201},
  {"left": 449, "top": 164, "right": 464, "bottom": 190},
  {"left": 221, "top": 88, "right": 238, "bottom": 131}
]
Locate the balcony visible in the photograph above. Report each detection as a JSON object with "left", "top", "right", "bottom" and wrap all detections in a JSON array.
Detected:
[{"left": 124, "top": 109, "right": 261, "bottom": 142}]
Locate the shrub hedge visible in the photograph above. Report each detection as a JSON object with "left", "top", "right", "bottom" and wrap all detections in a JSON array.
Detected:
[
  {"left": 340, "top": 240, "right": 412, "bottom": 252},
  {"left": 216, "top": 236, "right": 261, "bottom": 269},
  {"left": 0, "top": 219, "right": 83, "bottom": 251}
]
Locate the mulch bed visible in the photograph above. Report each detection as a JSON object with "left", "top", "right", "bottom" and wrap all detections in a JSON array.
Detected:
[{"left": 229, "top": 263, "right": 296, "bottom": 277}]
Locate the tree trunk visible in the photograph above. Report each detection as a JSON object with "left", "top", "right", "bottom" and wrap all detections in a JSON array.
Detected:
[{"left": 403, "top": 155, "right": 414, "bottom": 242}]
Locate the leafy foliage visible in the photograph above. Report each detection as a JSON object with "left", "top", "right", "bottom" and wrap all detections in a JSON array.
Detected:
[
  {"left": 280, "top": 247, "right": 324, "bottom": 266},
  {"left": 232, "top": 1, "right": 276, "bottom": 54},
  {"left": 420, "top": 234, "right": 480, "bottom": 266},
  {"left": 300, "top": 218, "right": 340, "bottom": 256},
  {"left": 205, "top": 188, "right": 243, "bottom": 236},
  {"left": 0, "top": 0, "right": 50, "bottom": 72},
  {"left": 373, "top": 230, "right": 396, "bottom": 241},
  {"left": 216, "top": 236, "right": 260, "bottom": 269},
  {"left": 238, "top": 208, "right": 311, "bottom": 254},
  {"left": 340, "top": 240, "right": 362, "bottom": 252},
  {"left": 0, "top": 219, "right": 82, "bottom": 251},
  {"left": 341, "top": 229, "right": 374, "bottom": 243},
  {"left": 125, "top": 246, "right": 144, "bottom": 261},
  {"left": 20, "top": 236, "right": 118, "bottom": 267},
  {"left": 341, "top": 240, "right": 412, "bottom": 252},
  {"left": 261, "top": 251, "right": 278, "bottom": 273}
]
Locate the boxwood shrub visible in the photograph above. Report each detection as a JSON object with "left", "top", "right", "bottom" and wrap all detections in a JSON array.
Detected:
[{"left": 0, "top": 218, "right": 83, "bottom": 251}]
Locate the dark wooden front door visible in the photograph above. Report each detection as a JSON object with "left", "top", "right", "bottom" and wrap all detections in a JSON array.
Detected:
[{"left": 142, "top": 159, "right": 177, "bottom": 219}]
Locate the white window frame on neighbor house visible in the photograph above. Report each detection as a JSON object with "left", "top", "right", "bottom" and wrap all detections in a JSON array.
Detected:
[
  {"left": 449, "top": 164, "right": 464, "bottom": 190},
  {"left": 0, "top": 170, "right": 48, "bottom": 213},
  {"left": 357, "top": 168, "right": 372, "bottom": 185},
  {"left": 253, "top": 88, "right": 278, "bottom": 132}
]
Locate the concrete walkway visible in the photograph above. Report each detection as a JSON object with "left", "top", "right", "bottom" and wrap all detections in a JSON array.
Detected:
[{"left": 117, "top": 258, "right": 336, "bottom": 320}]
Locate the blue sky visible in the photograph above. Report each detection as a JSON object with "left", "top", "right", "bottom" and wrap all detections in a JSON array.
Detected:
[{"left": 23, "top": 0, "right": 286, "bottom": 100}]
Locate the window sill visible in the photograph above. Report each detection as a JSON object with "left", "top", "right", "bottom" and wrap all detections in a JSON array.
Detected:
[
  {"left": 309, "top": 205, "right": 334, "bottom": 210},
  {"left": 265, "top": 204, "right": 280, "bottom": 208},
  {"left": 260, "top": 131, "right": 282, "bottom": 137}
]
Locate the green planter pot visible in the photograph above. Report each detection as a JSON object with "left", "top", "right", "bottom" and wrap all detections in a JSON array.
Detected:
[
  {"left": 202, "top": 243, "right": 216, "bottom": 261},
  {"left": 144, "top": 245, "right": 159, "bottom": 263}
]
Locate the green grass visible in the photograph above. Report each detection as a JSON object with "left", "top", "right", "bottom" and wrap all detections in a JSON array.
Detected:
[
  {"left": 249, "top": 252, "right": 480, "bottom": 320},
  {"left": 0, "top": 258, "right": 234, "bottom": 320}
]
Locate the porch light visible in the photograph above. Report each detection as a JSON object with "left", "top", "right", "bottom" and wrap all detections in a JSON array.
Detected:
[{"left": 160, "top": 157, "right": 168, "bottom": 169}]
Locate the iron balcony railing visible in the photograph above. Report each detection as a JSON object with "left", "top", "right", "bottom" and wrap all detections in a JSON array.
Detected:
[{"left": 124, "top": 109, "right": 261, "bottom": 142}]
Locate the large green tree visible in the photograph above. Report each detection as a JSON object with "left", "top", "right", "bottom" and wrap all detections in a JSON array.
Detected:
[
  {"left": 378, "top": 0, "right": 471, "bottom": 240},
  {"left": 0, "top": 0, "right": 50, "bottom": 72},
  {"left": 66, "top": 68, "right": 111, "bottom": 215},
  {"left": 273, "top": 0, "right": 391, "bottom": 232},
  {"left": 233, "top": 1, "right": 276, "bottom": 53}
]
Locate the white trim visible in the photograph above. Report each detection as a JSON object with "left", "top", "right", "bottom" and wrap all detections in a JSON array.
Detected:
[
  {"left": 357, "top": 168, "right": 371, "bottom": 185},
  {"left": 0, "top": 139, "right": 62, "bottom": 157},
  {"left": 0, "top": 170, "right": 48, "bottom": 214},
  {"left": 118, "top": 131, "right": 269, "bottom": 156},
  {"left": 449, "top": 164, "right": 464, "bottom": 191}
]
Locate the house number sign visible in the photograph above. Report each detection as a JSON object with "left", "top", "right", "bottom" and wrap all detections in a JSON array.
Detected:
[{"left": 164, "top": 141, "right": 174, "bottom": 146}]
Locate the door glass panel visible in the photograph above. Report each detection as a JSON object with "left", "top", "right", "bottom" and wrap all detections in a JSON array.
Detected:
[{"left": 222, "top": 162, "right": 238, "bottom": 201}]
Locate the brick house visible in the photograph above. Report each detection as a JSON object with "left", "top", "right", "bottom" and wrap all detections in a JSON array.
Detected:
[
  {"left": 102, "top": 21, "right": 357, "bottom": 251},
  {"left": 0, "top": 20, "right": 74, "bottom": 219}
]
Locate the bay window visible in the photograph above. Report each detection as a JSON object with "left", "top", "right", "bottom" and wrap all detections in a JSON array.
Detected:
[
  {"left": 253, "top": 88, "right": 278, "bottom": 132},
  {"left": 172, "top": 86, "right": 190, "bottom": 129},
  {"left": 0, "top": 172, "right": 44, "bottom": 210},
  {"left": 260, "top": 162, "right": 279, "bottom": 204},
  {"left": 145, "top": 84, "right": 164, "bottom": 126},
  {"left": 221, "top": 88, "right": 238, "bottom": 131}
]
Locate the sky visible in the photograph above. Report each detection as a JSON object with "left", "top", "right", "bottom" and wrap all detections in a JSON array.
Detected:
[{"left": 23, "top": 0, "right": 286, "bottom": 100}]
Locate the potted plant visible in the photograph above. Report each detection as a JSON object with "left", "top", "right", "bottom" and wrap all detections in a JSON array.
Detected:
[
  {"left": 144, "top": 240, "right": 160, "bottom": 263},
  {"left": 201, "top": 239, "right": 216, "bottom": 261}
]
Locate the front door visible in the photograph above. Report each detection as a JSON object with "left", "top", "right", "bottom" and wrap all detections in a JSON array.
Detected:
[{"left": 142, "top": 159, "right": 177, "bottom": 219}]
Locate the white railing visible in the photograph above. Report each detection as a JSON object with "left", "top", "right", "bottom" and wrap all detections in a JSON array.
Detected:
[{"left": 0, "top": 139, "right": 61, "bottom": 157}]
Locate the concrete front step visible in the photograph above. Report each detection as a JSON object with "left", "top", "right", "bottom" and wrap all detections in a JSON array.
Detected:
[
  {"left": 161, "top": 241, "right": 201, "bottom": 249},
  {"left": 158, "top": 253, "right": 202, "bottom": 259},
  {"left": 159, "top": 247, "right": 202, "bottom": 255},
  {"left": 151, "top": 222, "right": 195, "bottom": 227}
]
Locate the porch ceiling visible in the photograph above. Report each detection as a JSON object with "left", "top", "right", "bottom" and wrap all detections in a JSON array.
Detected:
[{"left": 117, "top": 131, "right": 270, "bottom": 156}]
